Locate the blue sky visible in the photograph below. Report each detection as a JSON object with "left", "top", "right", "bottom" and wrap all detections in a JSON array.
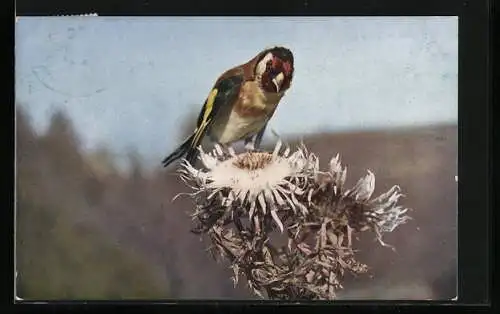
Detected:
[{"left": 15, "top": 16, "right": 458, "bottom": 168}]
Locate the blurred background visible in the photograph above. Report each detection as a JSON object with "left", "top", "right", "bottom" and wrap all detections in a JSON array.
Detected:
[{"left": 15, "top": 16, "right": 458, "bottom": 300}]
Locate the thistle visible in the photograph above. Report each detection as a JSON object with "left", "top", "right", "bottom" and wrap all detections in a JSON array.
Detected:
[{"left": 177, "top": 141, "right": 411, "bottom": 300}]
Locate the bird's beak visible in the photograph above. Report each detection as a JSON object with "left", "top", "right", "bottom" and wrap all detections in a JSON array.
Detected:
[{"left": 272, "top": 72, "right": 285, "bottom": 93}]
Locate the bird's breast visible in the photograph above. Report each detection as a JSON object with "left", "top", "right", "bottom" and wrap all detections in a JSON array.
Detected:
[
  {"left": 213, "top": 111, "right": 267, "bottom": 144},
  {"left": 235, "top": 80, "right": 283, "bottom": 117},
  {"left": 211, "top": 81, "right": 283, "bottom": 144}
]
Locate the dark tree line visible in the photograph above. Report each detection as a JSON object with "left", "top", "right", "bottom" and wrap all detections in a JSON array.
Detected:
[{"left": 16, "top": 107, "right": 169, "bottom": 299}]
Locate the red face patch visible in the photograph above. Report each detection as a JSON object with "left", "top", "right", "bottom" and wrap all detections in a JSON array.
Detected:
[
  {"left": 271, "top": 57, "right": 280, "bottom": 70},
  {"left": 282, "top": 61, "right": 293, "bottom": 76}
]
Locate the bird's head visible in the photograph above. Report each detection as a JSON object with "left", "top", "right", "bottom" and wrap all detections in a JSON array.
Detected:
[{"left": 254, "top": 46, "right": 294, "bottom": 94}]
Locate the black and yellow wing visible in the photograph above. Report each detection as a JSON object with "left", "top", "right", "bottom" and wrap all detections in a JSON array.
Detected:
[
  {"left": 185, "top": 74, "right": 244, "bottom": 162},
  {"left": 195, "top": 75, "right": 243, "bottom": 136},
  {"left": 162, "top": 74, "right": 243, "bottom": 167}
]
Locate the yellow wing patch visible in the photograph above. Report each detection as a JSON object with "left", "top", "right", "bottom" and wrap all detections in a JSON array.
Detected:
[
  {"left": 193, "top": 88, "right": 218, "bottom": 146},
  {"left": 202, "top": 88, "right": 218, "bottom": 125}
]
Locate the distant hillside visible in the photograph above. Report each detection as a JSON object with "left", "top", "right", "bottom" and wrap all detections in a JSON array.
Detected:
[{"left": 16, "top": 106, "right": 457, "bottom": 300}]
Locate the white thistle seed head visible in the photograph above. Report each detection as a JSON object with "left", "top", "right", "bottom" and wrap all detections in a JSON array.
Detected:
[{"left": 179, "top": 141, "right": 323, "bottom": 231}]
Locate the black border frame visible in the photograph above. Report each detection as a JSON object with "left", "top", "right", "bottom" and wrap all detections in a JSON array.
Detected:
[{"left": 9, "top": 0, "right": 493, "bottom": 312}]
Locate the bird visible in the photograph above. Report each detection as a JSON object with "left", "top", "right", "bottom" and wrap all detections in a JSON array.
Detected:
[{"left": 162, "top": 46, "right": 294, "bottom": 168}]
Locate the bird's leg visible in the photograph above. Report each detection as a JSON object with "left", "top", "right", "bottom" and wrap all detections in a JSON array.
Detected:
[
  {"left": 253, "top": 124, "right": 267, "bottom": 152},
  {"left": 244, "top": 125, "right": 267, "bottom": 152}
]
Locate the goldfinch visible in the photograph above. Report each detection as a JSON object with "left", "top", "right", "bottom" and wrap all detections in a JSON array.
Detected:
[{"left": 162, "top": 46, "right": 294, "bottom": 168}]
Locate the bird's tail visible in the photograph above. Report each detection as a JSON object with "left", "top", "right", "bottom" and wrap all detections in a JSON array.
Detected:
[{"left": 162, "top": 132, "right": 202, "bottom": 168}]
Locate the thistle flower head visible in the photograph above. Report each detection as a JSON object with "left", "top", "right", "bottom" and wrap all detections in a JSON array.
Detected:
[{"left": 177, "top": 141, "right": 411, "bottom": 300}]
